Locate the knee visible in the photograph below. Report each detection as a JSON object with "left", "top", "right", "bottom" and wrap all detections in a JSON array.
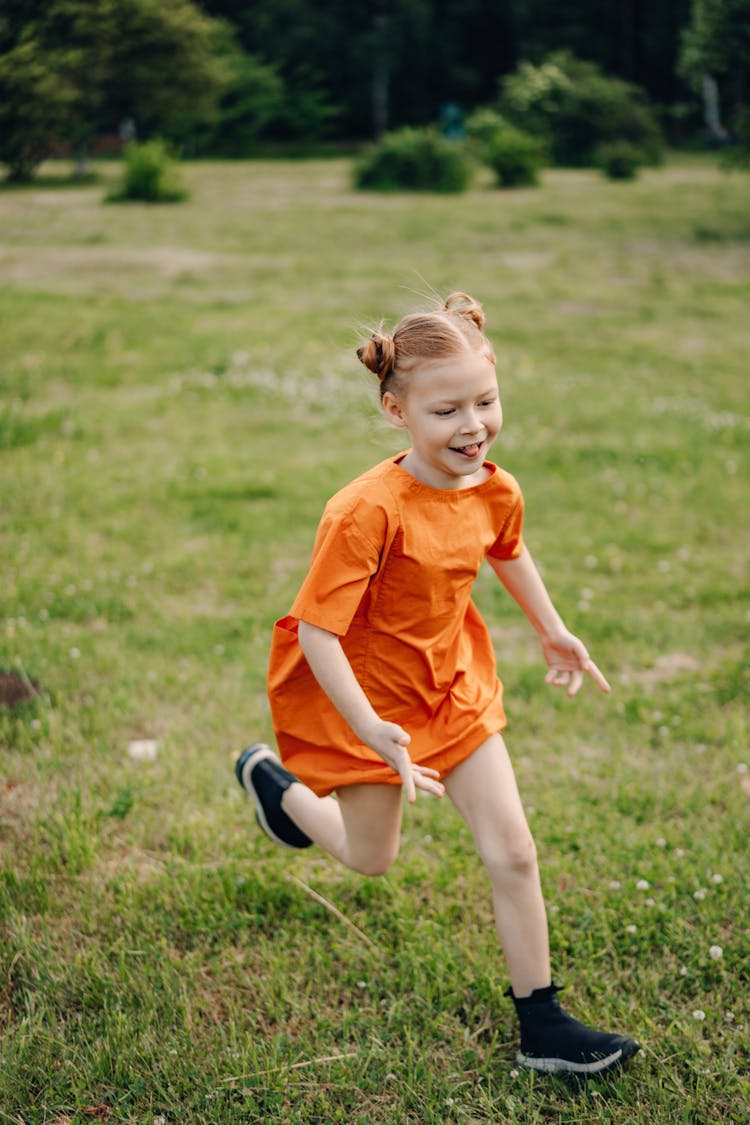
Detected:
[
  {"left": 348, "top": 844, "right": 399, "bottom": 878},
  {"left": 482, "top": 829, "right": 538, "bottom": 883}
]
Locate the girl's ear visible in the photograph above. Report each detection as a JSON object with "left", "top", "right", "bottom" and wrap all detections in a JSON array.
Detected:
[{"left": 382, "top": 390, "right": 409, "bottom": 429}]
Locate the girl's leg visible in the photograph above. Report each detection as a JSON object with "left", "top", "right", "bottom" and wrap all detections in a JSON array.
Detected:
[
  {"left": 282, "top": 781, "right": 403, "bottom": 877},
  {"left": 443, "top": 732, "right": 551, "bottom": 998}
]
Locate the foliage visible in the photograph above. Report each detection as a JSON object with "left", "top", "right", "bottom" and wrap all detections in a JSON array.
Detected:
[
  {"left": 0, "top": 34, "right": 75, "bottom": 181},
  {"left": 203, "top": 1, "right": 695, "bottom": 142},
  {"left": 500, "top": 51, "right": 665, "bottom": 168},
  {"left": 464, "top": 107, "right": 510, "bottom": 156},
  {"left": 190, "top": 22, "right": 285, "bottom": 156},
  {"left": 0, "top": 0, "right": 223, "bottom": 182},
  {"left": 679, "top": 0, "right": 750, "bottom": 157},
  {"left": 354, "top": 127, "right": 472, "bottom": 193},
  {"left": 679, "top": 0, "right": 750, "bottom": 80},
  {"left": 482, "top": 124, "right": 546, "bottom": 187},
  {"left": 595, "top": 140, "right": 649, "bottom": 179},
  {"left": 106, "top": 139, "right": 188, "bottom": 202}
]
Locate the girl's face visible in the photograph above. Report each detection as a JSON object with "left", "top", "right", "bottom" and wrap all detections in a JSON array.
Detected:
[{"left": 382, "top": 350, "right": 503, "bottom": 490}]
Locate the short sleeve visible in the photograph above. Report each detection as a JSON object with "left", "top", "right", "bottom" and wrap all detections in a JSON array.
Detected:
[
  {"left": 289, "top": 496, "right": 389, "bottom": 635},
  {"left": 486, "top": 477, "right": 525, "bottom": 561}
]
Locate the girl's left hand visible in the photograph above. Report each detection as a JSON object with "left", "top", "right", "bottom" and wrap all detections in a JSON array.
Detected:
[{"left": 541, "top": 629, "right": 611, "bottom": 697}]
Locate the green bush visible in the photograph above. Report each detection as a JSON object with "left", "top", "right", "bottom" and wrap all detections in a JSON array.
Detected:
[
  {"left": 354, "top": 127, "right": 472, "bottom": 193},
  {"left": 107, "top": 139, "right": 188, "bottom": 203},
  {"left": 465, "top": 107, "right": 511, "bottom": 157},
  {"left": 500, "top": 51, "right": 664, "bottom": 168},
  {"left": 482, "top": 124, "right": 545, "bottom": 188},
  {"left": 595, "top": 140, "right": 647, "bottom": 180}
]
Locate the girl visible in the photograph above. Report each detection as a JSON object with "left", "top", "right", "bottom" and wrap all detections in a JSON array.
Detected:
[{"left": 237, "top": 292, "right": 639, "bottom": 1075}]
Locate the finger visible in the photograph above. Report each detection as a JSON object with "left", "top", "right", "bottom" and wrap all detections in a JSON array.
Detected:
[
  {"left": 584, "top": 659, "right": 611, "bottom": 693},
  {"left": 413, "top": 765, "right": 441, "bottom": 779},
  {"left": 414, "top": 773, "right": 445, "bottom": 798},
  {"left": 396, "top": 756, "right": 417, "bottom": 804},
  {"left": 566, "top": 669, "right": 584, "bottom": 697},
  {"left": 401, "top": 772, "right": 417, "bottom": 803}
]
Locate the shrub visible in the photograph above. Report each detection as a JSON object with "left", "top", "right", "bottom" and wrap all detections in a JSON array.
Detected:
[
  {"left": 500, "top": 51, "right": 664, "bottom": 168},
  {"left": 465, "top": 107, "right": 511, "bottom": 156},
  {"left": 482, "top": 124, "right": 545, "bottom": 188},
  {"left": 595, "top": 140, "right": 647, "bottom": 180},
  {"left": 354, "top": 127, "right": 472, "bottom": 193},
  {"left": 107, "top": 139, "right": 187, "bottom": 203}
]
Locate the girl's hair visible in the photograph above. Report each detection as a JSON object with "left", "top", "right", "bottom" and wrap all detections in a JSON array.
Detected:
[{"left": 357, "top": 292, "right": 495, "bottom": 400}]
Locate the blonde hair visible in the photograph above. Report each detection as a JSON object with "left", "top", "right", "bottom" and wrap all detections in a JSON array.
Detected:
[{"left": 357, "top": 292, "right": 495, "bottom": 400}]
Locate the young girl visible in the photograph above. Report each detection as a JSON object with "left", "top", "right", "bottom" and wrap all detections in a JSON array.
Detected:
[{"left": 237, "top": 292, "right": 640, "bottom": 1075}]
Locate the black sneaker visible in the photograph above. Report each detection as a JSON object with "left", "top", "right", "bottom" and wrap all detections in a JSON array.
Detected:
[
  {"left": 235, "top": 743, "right": 313, "bottom": 849},
  {"left": 507, "top": 984, "right": 640, "bottom": 1075}
]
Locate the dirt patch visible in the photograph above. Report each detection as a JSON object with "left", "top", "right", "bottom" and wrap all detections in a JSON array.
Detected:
[
  {"left": 0, "top": 671, "right": 40, "bottom": 707},
  {"left": 0, "top": 243, "right": 230, "bottom": 284},
  {"left": 620, "top": 651, "right": 700, "bottom": 688}
]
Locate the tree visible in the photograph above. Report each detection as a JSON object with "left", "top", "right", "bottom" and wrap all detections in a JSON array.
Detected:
[
  {"left": 190, "top": 22, "right": 285, "bottom": 155},
  {"left": 679, "top": 0, "right": 750, "bottom": 148},
  {"left": 0, "top": 0, "right": 224, "bottom": 181}
]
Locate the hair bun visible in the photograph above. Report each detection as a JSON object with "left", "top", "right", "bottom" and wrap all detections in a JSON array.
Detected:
[
  {"left": 357, "top": 331, "right": 396, "bottom": 380},
  {"left": 444, "top": 291, "right": 485, "bottom": 332}
]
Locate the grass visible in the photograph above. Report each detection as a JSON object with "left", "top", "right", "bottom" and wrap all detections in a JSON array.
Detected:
[{"left": 1, "top": 154, "right": 749, "bottom": 1123}]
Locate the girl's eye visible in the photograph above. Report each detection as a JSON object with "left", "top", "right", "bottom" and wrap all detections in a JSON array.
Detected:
[
  {"left": 434, "top": 409, "right": 455, "bottom": 416},
  {"left": 479, "top": 399, "right": 497, "bottom": 407}
]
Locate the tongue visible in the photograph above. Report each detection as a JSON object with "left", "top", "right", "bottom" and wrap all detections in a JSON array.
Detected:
[{"left": 458, "top": 444, "right": 480, "bottom": 457}]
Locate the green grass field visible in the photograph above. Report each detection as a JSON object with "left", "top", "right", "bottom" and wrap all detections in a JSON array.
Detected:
[{"left": 1, "top": 155, "right": 748, "bottom": 1123}]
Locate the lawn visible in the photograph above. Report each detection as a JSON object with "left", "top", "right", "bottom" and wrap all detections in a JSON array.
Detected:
[{"left": 1, "top": 154, "right": 748, "bottom": 1123}]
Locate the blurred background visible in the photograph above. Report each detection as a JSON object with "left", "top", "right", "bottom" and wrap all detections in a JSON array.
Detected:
[{"left": 1, "top": 0, "right": 748, "bottom": 181}]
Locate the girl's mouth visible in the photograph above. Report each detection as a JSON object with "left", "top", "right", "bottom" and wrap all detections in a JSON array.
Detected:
[{"left": 451, "top": 442, "right": 483, "bottom": 459}]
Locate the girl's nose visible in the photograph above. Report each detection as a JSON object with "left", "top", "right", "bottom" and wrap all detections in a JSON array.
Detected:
[{"left": 460, "top": 410, "right": 481, "bottom": 433}]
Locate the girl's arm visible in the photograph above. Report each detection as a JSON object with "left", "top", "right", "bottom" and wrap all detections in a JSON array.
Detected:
[
  {"left": 296, "top": 620, "right": 445, "bottom": 802},
  {"left": 488, "top": 548, "right": 610, "bottom": 696}
]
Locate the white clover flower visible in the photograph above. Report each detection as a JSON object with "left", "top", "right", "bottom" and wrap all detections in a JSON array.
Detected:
[
  {"left": 692, "top": 1010, "right": 706, "bottom": 1021},
  {"left": 694, "top": 889, "right": 707, "bottom": 901},
  {"left": 609, "top": 879, "right": 622, "bottom": 890},
  {"left": 510, "top": 1069, "right": 520, "bottom": 1078},
  {"left": 646, "top": 898, "right": 655, "bottom": 907},
  {"left": 636, "top": 879, "right": 650, "bottom": 890},
  {"left": 709, "top": 945, "right": 723, "bottom": 960},
  {"left": 625, "top": 924, "right": 637, "bottom": 934},
  {"left": 675, "top": 848, "right": 685, "bottom": 858},
  {"left": 656, "top": 837, "right": 666, "bottom": 848},
  {"left": 680, "top": 966, "right": 688, "bottom": 976},
  {"left": 737, "top": 763, "right": 748, "bottom": 775},
  {"left": 711, "top": 873, "right": 723, "bottom": 884}
]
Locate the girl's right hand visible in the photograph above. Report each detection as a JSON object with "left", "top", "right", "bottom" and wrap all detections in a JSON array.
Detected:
[{"left": 365, "top": 719, "right": 445, "bottom": 804}]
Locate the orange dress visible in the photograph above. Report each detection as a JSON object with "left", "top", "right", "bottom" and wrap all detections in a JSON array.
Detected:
[{"left": 267, "top": 453, "right": 525, "bottom": 796}]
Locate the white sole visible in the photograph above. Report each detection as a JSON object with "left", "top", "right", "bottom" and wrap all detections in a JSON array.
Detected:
[{"left": 516, "top": 1047, "right": 624, "bottom": 1074}]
